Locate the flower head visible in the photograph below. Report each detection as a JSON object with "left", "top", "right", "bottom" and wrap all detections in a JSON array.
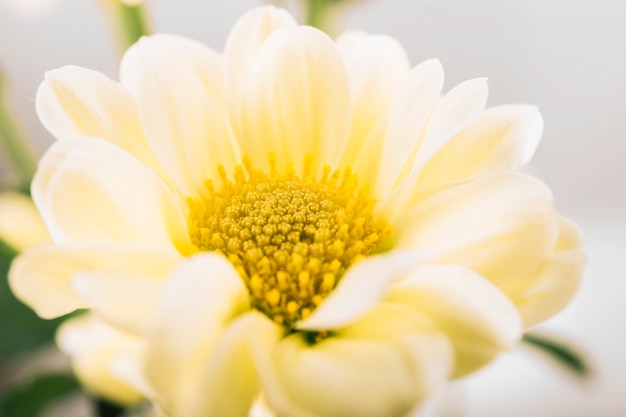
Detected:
[{"left": 10, "top": 6, "right": 585, "bottom": 416}]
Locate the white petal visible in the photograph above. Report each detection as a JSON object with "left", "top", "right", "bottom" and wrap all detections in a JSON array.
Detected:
[
  {"left": 183, "top": 312, "right": 282, "bottom": 417},
  {"left": 224, "top": 5, "right": 297, "bottom": 130},
  {"left": 412, "top": 78, "right": 489, "bottom": 171},
  {"left": 263, "top": 304, "right": 452, "bottom": 417},
  {"left": 500, "top": 217, "right": 586, "bottom": 328},
  {"left": 36, "top": 66, "right": 163, "bottom": 173},
  {"left": 32, "top": 137, "right": 189, "bottom": 248},
  {"left": 56, "top": 314, "right": 144, "bottom": 405},
  {"left": 375, "top": 59, "right": 444, "bottom": 198},
  {"left": 144, "top": 253, "right": 250, "bottom": 415},
  {"left": 416, "top": 105, "right": 544, "bottom": 194},
  {"left": 378, "top": 78, "right": 489, "bottom": 222},
  {"left": 397, "top": 172, "right": 558, "bottom": 284},
  {"left": 121, "top": 34, "right": 224, "bottom": 101},
  {"left": 137, "top": 53, "right": 239, "bottom": 196},
  {"left": 240, "top": 26, "right": 351, "bottom": 171},
  {"left": 335, "top": 31, "right": 410, "bottom": 187},
  {"left": 73, "top": 271, "right": 162, "bottom": 335},
  {"left": 387, "top": 265, "right": 523, "bottom": 377},
  {"left": 9, "top": 244, "right": 182, "bottom": 318},
  {"left": 296, "top": 250, "right": 427, "bottom": 331},
  {"left": 0, "top": 191, "right": 49, "bottom": 251}
]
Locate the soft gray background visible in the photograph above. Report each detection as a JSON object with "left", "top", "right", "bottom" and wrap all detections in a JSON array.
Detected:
[{"left": 0, "top": 0, "right": 625, "bottom": 416}]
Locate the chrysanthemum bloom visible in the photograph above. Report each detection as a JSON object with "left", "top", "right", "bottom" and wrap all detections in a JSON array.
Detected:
[{"left": 9, "top": 6, "right": 585, "bottom": 417}]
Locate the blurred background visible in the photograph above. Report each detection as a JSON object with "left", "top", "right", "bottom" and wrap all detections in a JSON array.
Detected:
[{"left": 0, "top": 0, "right": 624, "bottom": 416}]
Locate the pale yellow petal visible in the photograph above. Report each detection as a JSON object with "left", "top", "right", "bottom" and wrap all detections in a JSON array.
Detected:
[
  {"left": 263, "top": 304, "right": 452, "bottom": 417},
  {"left": 183, "top": 312, "right": 282, "bottom": 417},
  {"left": 375, "top": 59, "right": 443, "bottom": 198},
  {"left": 296, "top": 250, "right": 426, "bottom": 331},
  {"left": 120, "top": 34, "right": 224, "bottom": 102},
  {"left": 240, "top": 26, "right": 351, "bottom": 171},
  {"left": 56, "top": 314, "right": 144, "bottom": 406},
  {"left": 9, "top": 244, "right": 182, "bottom": 318},
  {"left": 32, "top": 137, "right": 189, "bottom": 248},
  {"left": 144, "top": 254, "right": 250, "bottom": 415},
  {"left": 499, "top": 217, "right": 586, "bottom": 328},
  {"left": 396, "top": 172, "right": 558, "bottom": 285},
  {"left": 137, "top": 53, "right": 239, "bottom": 196},
  {"left": 415, "top": 105, "right": 543, "bottom": 195},
  {"left": 224, "top": 5, "right": 297, "bottom": 132},
  {"left": 0, "top": 191, "right": 49, "bottom": 251},
  {"left": 36, "top": 66, "right": 164, "bottom": 174},
  {"left": 335, "top": 31, "right": 410, "bottom": 187},
  {"left": 378, "top": 78, "right": 489, "bottom": 222},
  {"left": 387, "top": 265, "right": 522, "bottom": 377},
  {"left": 73, "top": 271, "right": 162, "bottom": 335}
]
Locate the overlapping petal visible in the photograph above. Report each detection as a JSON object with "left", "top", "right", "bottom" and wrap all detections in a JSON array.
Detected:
[
  {"left": 56, "top": 314, "right": 144, "bottom": 406},
  {"left": 240, "top": 25, "right": 351, "bottom": 171},
  {"left": 499, "top": 217, "right": 586, "bottom": 328},
  {"left": 137, "top": 53, "right": 239, "bottom": 196},
  {"left": 396, "top": 172, "right": 558, "bottom": 284},
  {"left": 143, "top": 254, "right": 251, "bottom": 415},
  {"left": 387, "top": 265, "right": 522, "bottom": 377},
  {"left": 32, "top": 137, "right": 189, "bottom": 249},
  {"left": 9, "top": 243, "right": 181, "bottom": 318},
  {"left": 261, "top": 304, "right": 453, "bottom": 417},
  {"left": 36, "top": 66, "right": 164, "bottom": 174}
]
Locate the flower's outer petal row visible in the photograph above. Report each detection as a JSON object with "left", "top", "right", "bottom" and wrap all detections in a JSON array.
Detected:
[
  {"left": 143, "top": 254, "right": 251, "bottom": 416},
  {"left": 378, "top": 78, "right": 489, "bottom": 222},
  {"left": 414, "top": 104, "right": 544, "bottom": 197},
  {"left": 386, "top": 265, "right": 523, "bottom": 377},
  {"left": 137, "top": 52, "right": 239, "bottom": 196},
  {"left": 0, "top": 191, "right": 49, "bottom": 252},
  {"left": 240, "top": 25, "right": 351, "bottom": 172},
  {"left": 32, "top": 137, "right": 189, "bottom": 249},
  {"left": 73, "top": 270, "right": 162, "bottom": 335},
  {"left": 224, "top": 5, "right": 297, "bottom": 134},
  {"left": 296, "top": 250, "right": 428, "bottom": 331},
  {"left": 56, "top": 314, "right": 144, "bottom": 406},
  {"left": 499, "top": 217, "right": 586, "bottom": 328},
  {"left": 9, "top": 243, "right": 182, "bottom": 318},
  {"left": 183, "top": 312, "right": 282, "bottom": 417},
  {"left": 375, "top": 59, "right": 444, "bottom": 199},
  {"left": 335, "top": 31, "right": 410, "bottom": 188},
  {"left": 260, "top": 304, "right": 453, "bottom": 417},
  {"left": 397, "top": 172, "right": 558, "bottom": 285},
  {"left": 35, "top": 66, "right": 165, "bottom": 175}
]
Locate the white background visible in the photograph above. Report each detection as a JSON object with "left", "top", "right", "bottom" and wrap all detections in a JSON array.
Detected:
[{"left": 0, "top": 0, "right": 625, "bottom": 416}]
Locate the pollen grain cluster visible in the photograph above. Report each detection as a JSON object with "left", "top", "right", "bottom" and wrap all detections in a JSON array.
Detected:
[{"left": 186, "top": 155, "right": 391, "bottom": 328}]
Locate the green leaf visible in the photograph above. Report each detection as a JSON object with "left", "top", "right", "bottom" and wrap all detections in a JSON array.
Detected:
[
  {"left": 0, "top": 240, "right": 63, "bottom": 357},
  {"left": 522, "top": 332, "right": 592, "bottom": 378},
  {"left": 0, "top": 374, "right": 79, "bottom": 417}
]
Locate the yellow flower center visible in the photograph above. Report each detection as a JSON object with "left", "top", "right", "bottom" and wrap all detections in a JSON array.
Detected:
[{"left": 186, "top": 155, "right": 391, "bottom": 328}]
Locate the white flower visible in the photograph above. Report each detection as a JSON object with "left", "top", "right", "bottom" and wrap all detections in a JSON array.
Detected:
[{"left": 9, "top": 6, "right": 585, "bottom": 417}]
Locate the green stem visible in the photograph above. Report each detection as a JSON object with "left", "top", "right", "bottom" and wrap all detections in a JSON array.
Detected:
[
  {"left": 306, "top": 0, "right": 335, "bottom": 34},
  {"left": 106, "top": 1, "right": 152, "bottom": 53},
  {"left": 0, "top": 73, "right": 37, "bottom": 191}
]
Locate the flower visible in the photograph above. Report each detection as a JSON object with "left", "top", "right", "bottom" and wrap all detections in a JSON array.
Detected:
[{"left": 9, "top": 5, "right": 586, "bottom": 417}]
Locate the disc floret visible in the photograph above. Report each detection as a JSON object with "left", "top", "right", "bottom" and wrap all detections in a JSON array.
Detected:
[{"left": 187, "top": 155, "right": 391, "bottom": 328}]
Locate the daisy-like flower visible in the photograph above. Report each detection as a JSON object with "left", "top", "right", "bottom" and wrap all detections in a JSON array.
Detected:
[{"left": 9, "top": 6, "right": 585, "bottom": 417}]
